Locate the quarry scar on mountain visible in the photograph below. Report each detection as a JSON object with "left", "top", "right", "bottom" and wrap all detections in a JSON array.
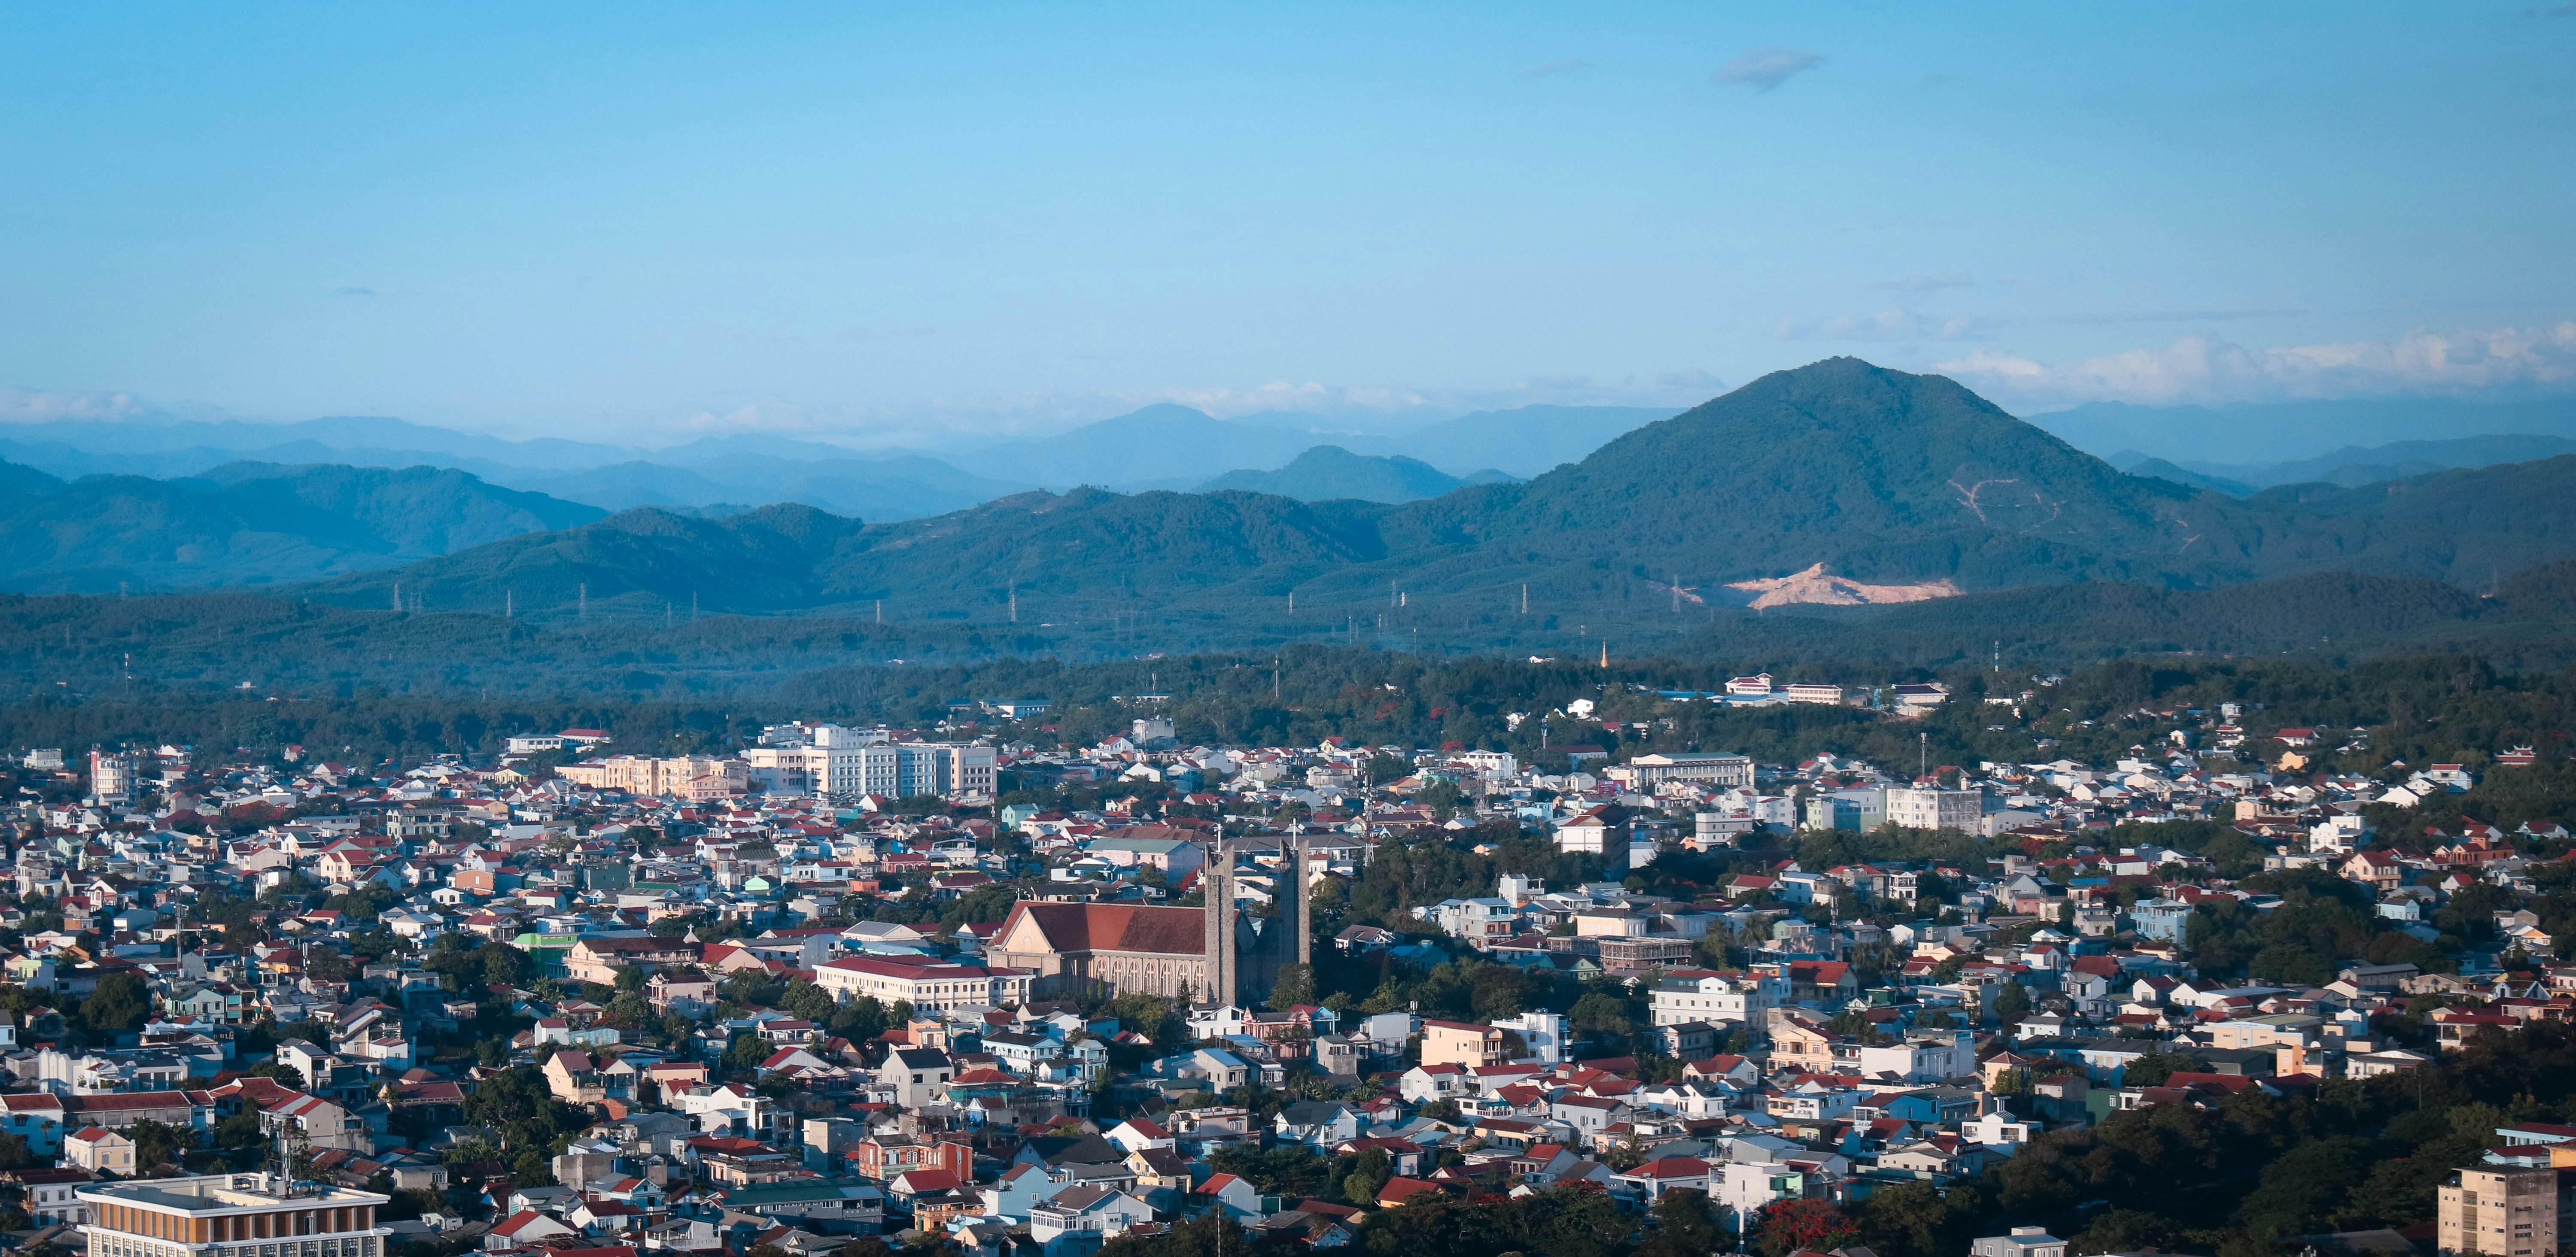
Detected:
[{"left": 1727, "top": 563, "right": 1965, "bottom": 609}]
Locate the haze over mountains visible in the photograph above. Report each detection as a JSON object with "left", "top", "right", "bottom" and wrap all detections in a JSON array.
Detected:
[
  {"left": 2029, "top": 396, "right": 2576, "bottom": 466},
  {"left": 0, "top": 400, "right": 1677, "bottom": 521},
  {"left": 9, "top": 359, "right": 2576, "bottom": 654},
  {"left": 2110, "top": 434, "right": 2576, "bottom": 495},
  {"left": 246, "top": 361, "right": 2576, "bottom": 628}
]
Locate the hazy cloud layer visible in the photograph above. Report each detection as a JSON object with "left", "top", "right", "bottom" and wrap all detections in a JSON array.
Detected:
[
  {"left": 1936, "top": 322, "right": 2576, "bottom": 404},
  {"left": 621, "top": 370, "right": 1731, "bottom": 448},
  {"left": 0, "top": 387, "right": 151, "bottom": 424},
  {"left": 1522, "top": 58, "right": 1589, "bottom": 78},
  {"left": 1714, "top": 47, "right": 1825, "bottom": 92},
  {"left": 1773, "top": 310, "right": 2005, "bottom": 342}
]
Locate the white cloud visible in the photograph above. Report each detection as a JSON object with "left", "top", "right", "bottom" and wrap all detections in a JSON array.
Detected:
[
  {"left": 2050, "top": 307, "right": 2306, "bottom": 326},
  {"left": 1713, "top": 47, "right": 1825, "bottom": 92},
  {"left": 0, "top": 387, "right": 152, "bottom": 424},
  {"left": 1934, "top": 322, "right": 2576, "bottom": 404}
]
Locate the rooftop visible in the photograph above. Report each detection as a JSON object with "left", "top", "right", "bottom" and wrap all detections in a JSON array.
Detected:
[{"left": 77, "top": 1173, "right": 390, "bottom": 1213}]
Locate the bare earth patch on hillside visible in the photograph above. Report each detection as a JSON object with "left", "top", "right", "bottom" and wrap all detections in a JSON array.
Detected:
[{"left": 1726, "top": 562, "right": 1963, "bottom": 609}]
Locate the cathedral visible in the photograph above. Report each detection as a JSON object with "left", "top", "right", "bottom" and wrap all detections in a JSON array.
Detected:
[{"left": 987, "top": 835, "right": 1309, "bottom": 1005}]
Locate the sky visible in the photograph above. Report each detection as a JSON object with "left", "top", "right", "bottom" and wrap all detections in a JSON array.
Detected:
[{"left": 2, "top": 2, "right": 2573, "bottom": 447}]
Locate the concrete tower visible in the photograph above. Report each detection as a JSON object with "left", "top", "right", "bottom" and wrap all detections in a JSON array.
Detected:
[
  {"left": 1200, "top": 836, "right": 1236, "bottom": 1008},
  {"left": 1291, "top": 826, "right": 1312, "bottom": 969}
]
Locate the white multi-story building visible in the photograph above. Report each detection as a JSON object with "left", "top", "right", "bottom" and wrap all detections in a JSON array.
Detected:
[
  {"left": 1426, "top": 898, "right": 1520, "bottom": 949},
  {"left": 812, "top": 957, "right": 1031, "bottom": 1011},
  {"left": 741, "top": 726, "right": 995, "bottom": 799},
  {"left": 1609, "top": 753, "right": 1754, "bottom": 790},
  {"left": 1885, "top": 787, "right": 1982, "bottom": 833},
  {"left": 1490, "top": 1011, "right": 1570, "bottom": 1064},
  {"left": 87, "top": 750, "right": 135, "bottom": 807},
  {"left": 1650, "top": 969, "right": 1783, "bottom": 1029},
  {"left": 1855, "top": 1030, "right": 1977, "bottom": 1082}
]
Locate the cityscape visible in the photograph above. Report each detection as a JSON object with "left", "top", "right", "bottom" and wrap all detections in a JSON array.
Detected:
[{"left": 1, "top": 8, "right": 2573, "bottom": 1257}]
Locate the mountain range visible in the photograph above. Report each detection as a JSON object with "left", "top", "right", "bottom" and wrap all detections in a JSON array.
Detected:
[
  {"left": 257, "top": 360, "right": 2576, "bottom": 634},
  {"left": 2110, "top": 434, "right": 2576, "bottom": 495},
  {"left": 0, "top": 461, "right": 603, "bottom": 593},
  {"left": 12, "top": 359, "right": 2576, "bottom": 658},
  {"left": 2031, "top": 395, "right": 2576, "bottom": 465},
  {"left": 0, "top": 401, "right": 1677, "bottom": 523}
]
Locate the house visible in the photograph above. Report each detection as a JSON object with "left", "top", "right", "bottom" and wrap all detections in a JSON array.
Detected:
[
  {"left": 64, "top": 1126, "right": 134, "bottom": 1174},
  {"left": 1419, "top": 1020, "right": 1520, "bottom": 1069},
  {"left": 878, "top": 1048, "right": 955, "bottom": 1110},
  {"left": 484, "top": 1210, "right": 581, "bottom": 1251},
  {"left": 7, "top": 1167, "right": 94, "bottom": 1226},
  {"left": 1028, "top": 1185, "right": 1153, "bottom": 1245},
  {"left": 1973, "top": 1229, "right": 2068, "bottom": 1257},
  {"left": 2, "top": 1092, "right": 67, "bottom": 1154},
  {"left": 1614, "top": 1157, "right": 1715, "bottom": 1200},
  {"left": 1194, "top": 1173, "right": 1263, "bottom": 1218},
  {"left": 1272, "top": 1102, "right": 1363, "bottom": 1148}
]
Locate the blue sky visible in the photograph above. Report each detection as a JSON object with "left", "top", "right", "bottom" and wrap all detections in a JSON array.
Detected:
[{"left": 2, "top": 1, "right": 2571, "bottom": 445}]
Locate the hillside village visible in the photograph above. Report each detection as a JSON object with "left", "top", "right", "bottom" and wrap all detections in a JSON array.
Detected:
[{"left": 0, "top": 686, "right": 2571, "bottom": 1257}]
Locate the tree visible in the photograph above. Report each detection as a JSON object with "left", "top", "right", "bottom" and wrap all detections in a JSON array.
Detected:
[
  {"left": 1755, "top": 1199, "right": 1856, "bottom": 1257},
  {"left": 1267, "top": 964, "right": 1315, "bottom": 1011},
  {"left": 725, "top": 1032, "right": 773, "bottom": 1072},
  {"left": 782, "top": 980, "right": 839, "bottom": 1022},
  {"left": 1639, "top": 1190, "right": 1724, "bottom": 1257},
  {"left": 1569, "top": 990, "right": 1631, "bottom": 1038},
  {"left": 1991, "top": 980, "right": 2032, "bottom": 1026},
  {"left": 2121, "top": 1050, "right": 2202, "bottom": 1088},
  {"left": 600, "top": 991, "right": 653, "bottom": 1030},
  {"left": 79, "top": 972, "right": 152, "bottom": 1038},
  {"left": 126, "top": 1119, "right": 200, "bottom": 1172},
  {"left": 1339, "top": 1148, "right": 1392, "bottom": 1205},
  {"left": 479, "top": 942, "right": 532, "bottom": 992}
]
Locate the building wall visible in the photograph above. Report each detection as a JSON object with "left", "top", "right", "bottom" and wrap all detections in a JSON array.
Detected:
[
  {"left": 2439, "top": 1168, "right": 2558, "bottom": 1257},
  {"left": 1885, "top": 789, "right": 1982, "bottom": 832},
  {"left": 812, "top": 962, "right": 1028, "bottom": 1011}
]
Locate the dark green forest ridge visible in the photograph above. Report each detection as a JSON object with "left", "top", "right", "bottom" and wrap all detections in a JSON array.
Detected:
[{"left": 3, "top": 559, "right": 2575, "bottom": 705}]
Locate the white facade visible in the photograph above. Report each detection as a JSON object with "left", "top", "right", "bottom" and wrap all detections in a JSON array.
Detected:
[
  {"left": 1885, "top": 787, "right": 1983, "bottom": 832},
  {"left": 1609, "top": 753, "right": 1754, "bottom": 789},
  {"left": 1650, "top": 972, "right": 1781, "bottom": 1029},
  {"left": 741, "top": 737, "right": 996, "bottom": 799},
  {"left": 813, "top": 957, "right": 1032, "bottom": 1011},
  {"left": 88, "top": 751, "right": 135, "bottom": 806},
  {"left": 1490, "top": 1011, "right": 1569, "bottom": 1064}
]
